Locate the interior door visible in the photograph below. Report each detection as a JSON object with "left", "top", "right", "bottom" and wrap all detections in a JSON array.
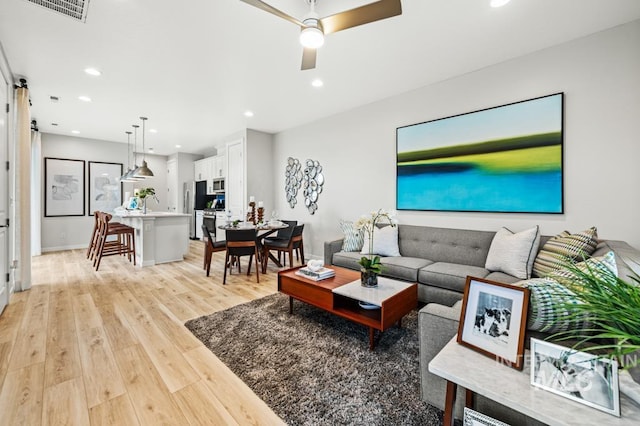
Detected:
[
  {"left": 0, "top": 71, "right": 10, "bottom": 315},
  {"left": 226, "top": 139, "right": 244, "bottom": 220},
  {"left": 166, "top": 159, "right": 177, "bottom": 212}
]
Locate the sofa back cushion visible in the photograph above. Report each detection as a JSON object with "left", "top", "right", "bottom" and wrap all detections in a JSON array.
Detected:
[{"left": 398, "top": 225, "right": 496, "bottom": 267}]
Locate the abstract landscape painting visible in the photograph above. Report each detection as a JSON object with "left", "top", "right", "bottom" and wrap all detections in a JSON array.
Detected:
[{"left": 396, "top": 93, "right": 563, "bottom": 213}]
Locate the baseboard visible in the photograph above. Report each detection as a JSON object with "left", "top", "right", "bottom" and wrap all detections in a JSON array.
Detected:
[{"left": 42, "top": 244, "right": 87, "bottom": 253}]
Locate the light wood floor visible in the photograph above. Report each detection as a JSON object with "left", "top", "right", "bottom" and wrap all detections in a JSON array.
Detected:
[{"left": 0, "top": 240, "right": 294, "bottom": 425}]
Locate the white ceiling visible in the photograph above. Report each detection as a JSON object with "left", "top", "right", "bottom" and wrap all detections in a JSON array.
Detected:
[{"left": 1, "top": 0, "right": 640, "bottom": 156}]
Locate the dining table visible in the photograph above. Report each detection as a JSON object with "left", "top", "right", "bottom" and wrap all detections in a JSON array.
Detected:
[{"left": 218, "top": 221, "right": 290, "bottom": 274}]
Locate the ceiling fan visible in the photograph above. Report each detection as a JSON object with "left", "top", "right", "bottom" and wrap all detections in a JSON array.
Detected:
[{"left": 240, "top": 0, "right": 402, "bottom": 70}]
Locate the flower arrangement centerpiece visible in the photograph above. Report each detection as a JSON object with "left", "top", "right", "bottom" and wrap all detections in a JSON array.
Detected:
[{"left": 354, "top": 208, "right": 398, "bottom": 287}]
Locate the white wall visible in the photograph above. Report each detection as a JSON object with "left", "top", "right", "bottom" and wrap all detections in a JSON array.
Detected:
[
  {"left": 41, "top": 133, "right": 168, "bottom": 251},
  {"left": 273, "top": 20, "right": 640, "bottom": 259},
  {"left": 246, "top": 129, "right": 274, "bottom": 216}
]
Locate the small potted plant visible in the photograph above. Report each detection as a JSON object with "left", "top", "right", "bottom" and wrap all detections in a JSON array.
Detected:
[
  {"left": 354, "top": 209, "right": 397, "bottom": 287},
  {"left": 136, "top": 187, "right": 156, "bottom": 214}
]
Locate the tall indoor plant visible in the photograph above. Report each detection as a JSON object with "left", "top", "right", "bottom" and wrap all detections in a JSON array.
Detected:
[
  {"left": 354, "top": 209, "right": 397, "bottom": 287},
  {"left": 555, "top": 260, "right": 640, "bottom": 383}
]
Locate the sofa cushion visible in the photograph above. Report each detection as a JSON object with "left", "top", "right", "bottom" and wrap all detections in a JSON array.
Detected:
[
  {"left": 485, "top": 226, "right": 541, "bottom": 280},
  {"left": 532, "top": 227, "right": 599, "bottom": 277},
  {"left": 361, "top": 225, "right": 400, "bottom": 257},
  {"left": 419, "top": 262, "right": 490, "bottom": 293},
  {"left": 380, "top": 256, "right": 433, "bottom": 282},
  {"left": 546, "top": 250, "right": 618, "bottom": 287},
  {"left": 398, "top": 225, "right": 495, "bottom": 267},
  {"left": 331, "top": 251, "right": 362, "bottom": 271},
  {"left": 484, "top": 271, "right": 521, "bottom": 285},
  {"left": 339, "top": 220, "right": 364, "bottom": 252}
]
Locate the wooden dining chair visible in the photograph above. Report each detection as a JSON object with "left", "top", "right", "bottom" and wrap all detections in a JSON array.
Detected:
[
  {"left": 262, "top": 220, "right": 297, "bottom": 264},
  {"left": 262, "top": 224, "right": 304, "bottom": 271},
  {"left": 202, "top": 224, "right": 226, "bottom": 277},
  {"left": 223, "top": 228, "right": 260, "bottom": 284}
]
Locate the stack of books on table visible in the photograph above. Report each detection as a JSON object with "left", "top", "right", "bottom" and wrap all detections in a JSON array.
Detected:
[{"left": 295, "top": 266, "right": 336, "bottom": 281}]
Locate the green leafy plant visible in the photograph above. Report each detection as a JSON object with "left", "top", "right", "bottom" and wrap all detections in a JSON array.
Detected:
[
  {"left": 137, "top": 187, "right": 155, "bottom": 199},
  {"left": 354, "top": 208, "right": 397, "bottom": 274},
  {"left": 554, "top": 259, "right": 640, "bottom": 369}
]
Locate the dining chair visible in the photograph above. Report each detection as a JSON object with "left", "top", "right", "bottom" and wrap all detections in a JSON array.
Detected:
[
  {"left": 202, "top": 224, "right": 226, "bottom": 277},
  {"left": 262, "top": 224, "right": 304, "bottom": 271},
  {"left": 261, "top": 220, "right": 297, "bottom": 264},
  {"left": 223, "top": 228, "right": 260, "bottom": 284}
]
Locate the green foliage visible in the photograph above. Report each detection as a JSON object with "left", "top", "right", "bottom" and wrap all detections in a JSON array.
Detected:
[
  {"left": 359, "top": 255, "right": 383, "bottom": 274},
  {"left": 137, "top": 187, "right": 155, "bottom": 199},
  {"left": 553, "top": 259, "right": 640, "bottom": 368}
]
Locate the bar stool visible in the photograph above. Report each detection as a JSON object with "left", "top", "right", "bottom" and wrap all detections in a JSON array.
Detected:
[{"left": 93, "top": 212, "right": 136, "bottom": 271}]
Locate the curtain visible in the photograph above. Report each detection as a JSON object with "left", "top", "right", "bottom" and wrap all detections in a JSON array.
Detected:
[
  {"left": 31, "top": 130, "right": 41, "bottom": 256},
  {"left": 15, "top": 86, "right": 30, "bottom": 291}
]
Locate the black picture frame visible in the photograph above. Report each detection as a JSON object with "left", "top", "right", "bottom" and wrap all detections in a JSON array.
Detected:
[
  {"left": 88, "top": 161, "right": 123, "bottom": 215},
  {"left": 44, "top": 157, "right": 85, "bottom": 217},
  {"left": 396, "top": 93, "right": 564, "bottom": 213}
]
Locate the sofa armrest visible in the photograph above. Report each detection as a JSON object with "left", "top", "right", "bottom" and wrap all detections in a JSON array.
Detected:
[
  {"left": 324, "top": 238, "right": 344, "bottom": 266},
  {"left": 419, "top": 302, "right": 464, "bottom": 418}
]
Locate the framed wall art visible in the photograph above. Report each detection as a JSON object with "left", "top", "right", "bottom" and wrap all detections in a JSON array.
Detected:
[
  {"left": 44, "top": 157, "right": 85, "bottom": 217},
  {"left": 531, "top": 338, "right": 620, "bottom": 417},
  {"left": 88, "top": 161, "right": 123, "bottom": 215},
  {"left": 457, "top": 276, "right": 529, "bottom": 370},
  {"left": 396, "top": 93, "right": 564, "bottom": 213}
]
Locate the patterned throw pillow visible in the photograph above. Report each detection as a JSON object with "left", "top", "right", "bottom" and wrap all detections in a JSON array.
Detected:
[
  {"left": 519, "top": 277, "right": 590, "bottom": 333},
  {"left": 532, "top": 227, "right": 599, "bottom": 278},
  {"left": 340, "top": 220, "right": 364, "bottom": 252},
  {"left": 547, "top": 251, "right": 618, "bottom": 287}
]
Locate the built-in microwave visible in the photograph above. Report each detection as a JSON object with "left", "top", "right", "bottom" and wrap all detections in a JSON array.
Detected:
[{"left": 212, "top": 178, "right": 225, "bottom": 193}]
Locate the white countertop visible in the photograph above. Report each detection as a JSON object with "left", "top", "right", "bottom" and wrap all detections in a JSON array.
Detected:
[
  {"left": 332, "top": 278, "right": 415, "bottom": 307},
  {"left": 114, "top": 210, "right": 190, "bottom": 218}
]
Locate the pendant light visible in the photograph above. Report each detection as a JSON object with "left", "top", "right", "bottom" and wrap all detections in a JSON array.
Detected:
[
  {"left": 133, "top": 116, "right": 154, "bottom": 178},
  {"left": 126, "top": 124, "right": 143, "bottom": 180},
  {"left": 120, "top": 131, "right": 138, "bottom": 182}
]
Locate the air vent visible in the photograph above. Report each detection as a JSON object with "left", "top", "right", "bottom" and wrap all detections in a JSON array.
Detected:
[{"left": 24, "top": 0, "right": 90, "bottom": 22}]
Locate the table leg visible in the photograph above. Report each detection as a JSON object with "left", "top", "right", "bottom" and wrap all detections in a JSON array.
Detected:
[
  {"left": 289, "top": 296, "right": 293, "bottom": 314},
  {"left": 465, "top": 388, "right": 474, "bottom": 408},
  {"left": 369, "top": 327, "right": 375, "bottom": 351},
  {"left": 444, "top": 381, "right": 457, "bottom": 426}
]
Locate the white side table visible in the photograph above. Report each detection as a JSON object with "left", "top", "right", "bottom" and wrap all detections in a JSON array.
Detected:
[{"left": 429, "top": 337, "right": 640, "bottom": 426}]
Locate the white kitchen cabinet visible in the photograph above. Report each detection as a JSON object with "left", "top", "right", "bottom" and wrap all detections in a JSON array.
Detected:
[
  {"left": 214, "top": 154, "right": 226, "bottom": 178},
  {"left": 194, "top": 158, "right": 208, "bottom": 181}
]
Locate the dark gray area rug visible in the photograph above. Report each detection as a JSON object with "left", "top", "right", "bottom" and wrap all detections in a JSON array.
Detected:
[{"left": 185, "top": 293, "right": 443, "bottom": 425}]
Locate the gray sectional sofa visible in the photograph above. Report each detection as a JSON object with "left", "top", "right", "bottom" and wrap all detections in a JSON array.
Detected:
[{"left": 324, "top": 224, "right": 640, "bottom": 424}]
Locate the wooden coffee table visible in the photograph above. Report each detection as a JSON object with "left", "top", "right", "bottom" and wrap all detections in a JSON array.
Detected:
[{"left": 277, "top": 265, "right": 417, "bottom": 350}]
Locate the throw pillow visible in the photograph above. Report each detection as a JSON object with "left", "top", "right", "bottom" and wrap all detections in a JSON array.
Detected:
[
  {"left": 485, "top": 226, "right": 541, "bottom": 280},
  {"left": 547, "top": 250, "right": 618, "bottom": 288},
  {"left": 360, "top": 225, "right": 401, "bottom": 257},
  {"left": 532, "top": 227, "right": 599, "bottom": 277},
  {"left": 518, "top": 277, "right": 590, "bottom": 333},
  {"left": 339, "top": 220, "right": 364, "bottom": 252}
]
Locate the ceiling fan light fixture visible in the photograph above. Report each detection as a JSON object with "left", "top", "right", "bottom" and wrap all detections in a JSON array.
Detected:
[{"left": 300, "top": 24, "right": 324, "bottom": 49}]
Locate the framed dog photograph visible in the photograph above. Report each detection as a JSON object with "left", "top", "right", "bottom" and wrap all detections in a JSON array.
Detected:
[
  {"left": 530, "top": 338, "right": 620, "bottom": 417},
  {"left": 457, "top": 276, "right": 529, "bottom": 370}
]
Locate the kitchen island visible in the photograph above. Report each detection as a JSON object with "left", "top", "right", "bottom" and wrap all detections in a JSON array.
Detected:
[{"left": 114, "top": 211, "right": 190, "bottom": 267}]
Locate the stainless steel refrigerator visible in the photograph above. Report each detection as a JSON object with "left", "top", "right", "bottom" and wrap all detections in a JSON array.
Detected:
[{"left": 183, "top": 180, "right": 213, "bottom": 239}]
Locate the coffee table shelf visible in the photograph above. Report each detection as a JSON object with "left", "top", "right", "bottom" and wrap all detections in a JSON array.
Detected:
[{"left": 278, "top": 266, "right": 417, "bottom": 350}]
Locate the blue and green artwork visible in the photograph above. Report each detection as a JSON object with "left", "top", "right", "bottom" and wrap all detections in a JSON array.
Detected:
[{"left": 396, "top": 93, "right": 563, "bottom": 213}]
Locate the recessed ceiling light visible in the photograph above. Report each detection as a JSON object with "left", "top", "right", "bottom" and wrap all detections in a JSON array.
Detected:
[
  {"left": 175, "top": 144, "right": 182, "bottom": 148},
  {"left": 84, "top": 67, "right": 102, "bottom": 76},
  {"left": 78, "top": 95, "right": 92, "bottom": 102},
  {"left": 490, "top": 0, "right": 511, "bottom": 7},
  {"left": 149, "top": 129, "right": 158, "bottom": 133},
  {"left": 244, "top": 110, "right": 254, "bottom": 117},
  {"left": 311, "top": 79, "right": 324, "bottom": 88},
  {"left": 71, "top": 130, "right": 80, "bottom": 134}
]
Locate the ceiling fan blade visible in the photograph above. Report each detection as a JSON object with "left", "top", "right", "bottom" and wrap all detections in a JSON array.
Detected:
[
  {"left": 301, "top": 48, "right": 317, "bottom": 70},
  {"left": 240, "top": 0, "right": 305, "bottom": 27},
  {"left": 320, "top": 0, "right": 402, "bottom": 35}
]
